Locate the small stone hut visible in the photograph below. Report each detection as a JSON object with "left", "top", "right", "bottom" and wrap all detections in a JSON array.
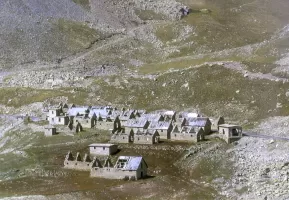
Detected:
[
  {"left": 218, "top": 124, "right": 242, "bottom": 143},
  {"left": 44, "top": 125, "right": 57, "bottom": 136},
  {"left": 89, "top": 143, "right": 118, "bottom": 156}
]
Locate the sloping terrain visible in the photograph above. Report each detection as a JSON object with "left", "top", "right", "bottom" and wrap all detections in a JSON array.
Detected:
[{"left": 1, "top": 0, "right": 289, "bottom": 199}]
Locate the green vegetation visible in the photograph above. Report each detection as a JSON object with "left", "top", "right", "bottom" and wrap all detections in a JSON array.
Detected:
[
  {"left": 135, "top": 9, "right": 166, "bottom": 21},
  {"left": 72, "top": 0, "right": 90, "bottom": 10},
  {"left": 55, "top": 19, "right": 100, "bottom": 50},
  {"left": 91, "top": 65, "right": 289, "bottom": 122},
  {"left": 155, "top": 24, "right": 176, "bottom": 43},
  {"left": 0, "top": 87, "right": 88, "bottom": 108}
]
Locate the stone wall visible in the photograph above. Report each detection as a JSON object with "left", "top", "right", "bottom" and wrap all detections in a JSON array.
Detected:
[
  {"left": 134, "top": 135, "right": 155, "bottom": 145},
  {"left": 63, "top": 152, "right": 101, "bottom": 171},
  {"left": 110, "top": 135, "right": 131, "bottom": 143},
  {"left": 171, "top": 133, "right": 199, "bottom": 142},
  {"left": 90, "top": 167, "right": 138, "bottom": 180}
]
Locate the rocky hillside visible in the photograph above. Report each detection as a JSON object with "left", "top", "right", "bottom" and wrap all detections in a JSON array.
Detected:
[{"left": 1, "top": 0, "right": 289, "bottom": 199}]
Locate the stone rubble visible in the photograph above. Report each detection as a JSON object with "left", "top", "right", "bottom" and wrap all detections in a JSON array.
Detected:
[{"left": 223, "top": 116, "right": 289, "bottom": 199}]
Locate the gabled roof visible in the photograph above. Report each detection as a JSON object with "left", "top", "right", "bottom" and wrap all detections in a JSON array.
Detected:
[
  {"left": 68, "top": 107, "right": 89, "bottom": 116},
  {"left": 119, "top": 110, "right": 135, "bottom": 121},
  {"left": 109, "top": 110, "right": 134, "bottom": 121},
  {"left": 89, "top": 108, "right": 110, "bottom": 118},
  {"left": 148, "top": 121, "right": 171, "bottom": 130},
  {"left": 135, "top": 110, "right": 146, "bottom": 115},
  {"left": 117, "top": 156, "right": 147, "bottom": 171},
  {"left": 184, "top": 117, "right": 210, "bottom": 127},
  {"left": 181, "top": 126, "right": 200, "bottom": 134},
  {"left": 140, "top": 113, "right": 162, "bottom": 122},
  {"left": 124, "top": 118, "right": 148, "bottom": 128},
  {"left": 172, "top": 125, "right": 181, "bottom": 133}
]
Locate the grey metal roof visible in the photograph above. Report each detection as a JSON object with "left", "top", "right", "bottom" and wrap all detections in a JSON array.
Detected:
[
  {"left": 124, "top": 118, "right": 148, "bottom": 128},
  {"left": 135, "top": 129, "right": 157, "bottom": 136},
  {"left": 181, "top": 126, "right": 198, "bottom": 134},
  {"left": 185, "top": 117, "right": 209, "bottom": 127},
  {"left": 89, "top": 109, "right": 109, "bottom": 118},
  {"left": 140, "top": 113, "right": 162, "bottom": 122},
  {"left": 218, "top": 124, "right": 241, "bottom": 128},
  {"left": 148, "top": 121, "right": 171, "bottom": 130},
  {"left": 68, "top": 107, "right": 89, "bottom": 116},
  {"left": 178, "top": 112, "right": 200, "bottom": 119},
  {"left": 117, "top": 156, "right": 145, "bottom": 171}
]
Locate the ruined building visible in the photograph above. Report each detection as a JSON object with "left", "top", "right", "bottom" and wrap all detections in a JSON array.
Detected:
[
  {"left": 134, "top": 130, "right": 160, "bottom": 145},
  {"left": 44, "top": 125, "right": 56, "bottom": 136},
  {"left": 89, "top": 143, "right": 118, "bottom": 156},
  {"left": 218, "top": 124, "right": 242, "bottom": 143},
  {"left": 91, "top": 156, "right": 148, "bottom": 180},
  {"left": 63, "top": 152, "right": 102, "bottom": 171},
  {"left": 171, "top": 125, "right": 205, "bottom": 142},
  {"left": 183, "top": 117, "right": 212, "bottom": 135},
  {"left": 148, "top": 121, "right": 173, "bottom": 140},
  {"left": 110, "top": 129, "right": 134, "bottom": 144}
]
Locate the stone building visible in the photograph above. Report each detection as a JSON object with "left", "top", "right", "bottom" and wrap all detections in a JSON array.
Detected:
[
  {"left": 123, "top": 118, "right": 150, "bottom": 133},
  {"left": 210, "top": 116, "right": 225, "bottom": 131},
  {"left": 49, "top": 115, "right": 69, "bottom": 125},
  {"left": 48, "top": 107, "right": 62, "bottom": 118},
  {"left": 218, "top": 124, "right": 242, "bottom": 143},
  {"left": 171, "top": 125, "right": 205, "bottom": 142},
  {"left": 63, "top": 152, "right": 101, "bottom": 171},
  {"left": 47, "top": 105, "right": 69, "bottom": 125},
  {"left": 134, "top": 130, "right": 160, "bottom": 145},
  {"left": 90, "top": 156, "right": 148, "bottom": 180},
  {"left": 73, "top": 113, "right": 97, "bottom": 129},
  {"left": 110, "top": 129, "right": 134, "bottom": 143},
  {"left": 44, "top": 125, "right": 56, "bottom": 136},
  {"left": 183, "top": 117, "right": 212, "bottom": 135},
  {"left": 148, "top": 121, "right": 173, "bottom": 140},
  {"left": 118, "top": 110, "right": 136, "bottom": 123},
  {"left": 89, "top": 143, "right": 118, "bottom": 156},
  {"left": 62, "top": 103, "right": 75, "bottom": 113}
]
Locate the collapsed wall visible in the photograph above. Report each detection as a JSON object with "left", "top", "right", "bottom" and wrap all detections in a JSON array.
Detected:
[{"left": 63, "top": 151, "right": 102, "bottom": 171}]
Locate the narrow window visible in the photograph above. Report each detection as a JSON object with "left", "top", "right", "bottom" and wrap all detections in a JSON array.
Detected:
[{"left": 103, "top": 147, "right": 105, "bottom": 150}]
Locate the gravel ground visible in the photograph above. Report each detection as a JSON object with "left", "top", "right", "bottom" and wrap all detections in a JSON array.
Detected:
[{"left": 223, "top": 116, "right": 289, "bottom": 200}]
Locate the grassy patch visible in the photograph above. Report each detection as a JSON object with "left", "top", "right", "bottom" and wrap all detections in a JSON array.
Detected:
[
  {"left": 135, "top": 9, "right": 166, "bottom": 21},
  {"left": 92, "top": 65, "right": 289, "bottom": 122},
  {"left": 155, "top": 24, "right": 176, "bottom": 43},
  {"left": 55, "top": 19, "right": 100, "bottom": 50},
  {"left": 72, "top": 0, "right": 90, "bottom": 10},
  {"left": 0, "top": 87, "right": 88, "bottom": 108}
]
